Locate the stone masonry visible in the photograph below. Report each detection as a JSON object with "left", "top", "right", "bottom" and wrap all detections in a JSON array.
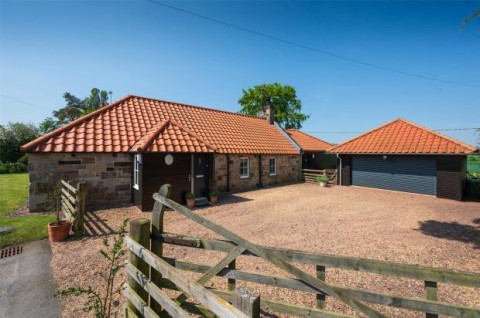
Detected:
[
  {"left": 29, "top": 153, "right": 132, "bottom": 212},
  {"left": 213, "top": 154, "right": 301, "bottom": 193}
]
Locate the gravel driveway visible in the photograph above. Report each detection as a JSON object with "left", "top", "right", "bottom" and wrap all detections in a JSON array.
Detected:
[{"left": 51, "top": 183, "right": 480, "bottom": 317}]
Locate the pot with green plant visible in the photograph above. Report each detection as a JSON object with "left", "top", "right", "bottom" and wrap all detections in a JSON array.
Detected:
[
  {"left": 186, "top": 192, "right": 195, "bottom": 208},
  {"left": 209, "top": 189, "right": 220, "bottom": 204},
  {"left": 47, "top": 182, "right": 71, "bottom": 242},
  {"left": 316, "top": 175, "right": 329, "bottom": 187}
]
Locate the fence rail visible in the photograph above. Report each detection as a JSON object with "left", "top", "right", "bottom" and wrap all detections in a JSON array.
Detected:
[
  {"left": 302, "top": 168, "right": 337, "bottom": 184},
  {"left": 60, "top": 180, "right": 86, "bottom": 237},
  {"left": 124, "top": 184, "right": 480, "bottom": 318}
]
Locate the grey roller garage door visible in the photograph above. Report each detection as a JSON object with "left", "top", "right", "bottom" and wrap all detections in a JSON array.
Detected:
[{"left": 352, "top": 156, "right": 436, "bottom": 195}]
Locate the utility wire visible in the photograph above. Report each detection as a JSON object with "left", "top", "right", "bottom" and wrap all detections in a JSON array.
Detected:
[
  {"left": 305, "top": 128, "right": 480, "bottom": 134},
  {"left": 148, "top": 0, "right": 480, "bottom": 88},
  {"left": 0, "top": 94, "right": 51, "bottom": 112}
]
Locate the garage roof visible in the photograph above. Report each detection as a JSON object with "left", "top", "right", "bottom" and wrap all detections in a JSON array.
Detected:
[
  {"left": 329, "top": 118, "right": 477, "bottom": 155},
  {"left": 22, "top": 95, "right": 299, "bottom": 154},
  {"left": 286, "top": 129, "right": 332, "bottom": 152}
]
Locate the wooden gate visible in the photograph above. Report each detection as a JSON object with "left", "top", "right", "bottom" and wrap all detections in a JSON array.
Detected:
[
  {"left": 60, "top": 180, "right": 86, "bottom": 237},
  {"left": 124, "top": 184, "right": 480, "bottom": 318}
]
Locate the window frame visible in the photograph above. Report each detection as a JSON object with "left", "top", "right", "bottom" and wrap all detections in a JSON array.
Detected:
[
  {"left": 133, "top": 154, "right": 141, "bottom": 190},
  {"left": 239, "top": 158, "right": 249, "bottom": 179},
  {"left": 269, "top": 157, "right": 277, "bottom": 176}
]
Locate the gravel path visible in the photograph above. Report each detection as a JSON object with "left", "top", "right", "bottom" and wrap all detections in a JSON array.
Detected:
[{"left": 51, "top": 184, "right": 480, "bottom": 317}]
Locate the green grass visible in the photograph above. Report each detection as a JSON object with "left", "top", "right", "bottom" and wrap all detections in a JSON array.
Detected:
[{"left": 0, "top": 173, "right": 55, "bottom": 248}]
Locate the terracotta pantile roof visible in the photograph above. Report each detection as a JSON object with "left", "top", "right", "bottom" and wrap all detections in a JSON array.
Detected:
[
  {"left": 328, "top": 118, "right": 477, "bottom": 155},
  {"left": 286, "top": 129, "right": 332, "bottom": 152},
  {"left": 22, "top": 95, "right": 299, "bottom": 154}
]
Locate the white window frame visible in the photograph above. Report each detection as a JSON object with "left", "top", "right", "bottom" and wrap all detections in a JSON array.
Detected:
[
  {"left": 133, "top": 154, "right": 141, "bottom": 190},
  {"left": 240, "top": 158, "right": 249, "bottom": 179},
  {"left": 269, "top": 157, "right": 277, "bottom": 176}
]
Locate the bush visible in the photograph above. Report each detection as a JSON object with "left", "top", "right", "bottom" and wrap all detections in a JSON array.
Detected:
[
  {"left": 0, "top": 163, "right": 28, "bottom": 174},
  {"left": 316, "top": 175, "right": 329, "bottom": 183}
]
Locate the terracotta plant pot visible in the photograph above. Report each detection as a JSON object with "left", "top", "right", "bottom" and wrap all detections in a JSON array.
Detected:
[
  {"left": 186, "top": 199, "right": 196, "bottom": 208},
  {"left": 210, "top": 196, "right": 218, "bottom": 205},
  {"left": 320, "top": 182, "right": 327, "bottom": 187},
  {"left": 48, "top": 221, "right": 71, "bottom": 242}
]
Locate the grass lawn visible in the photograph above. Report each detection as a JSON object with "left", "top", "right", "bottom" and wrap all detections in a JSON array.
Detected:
[{"left": 0, "top": 173, "right": 55, "bottom": 248}]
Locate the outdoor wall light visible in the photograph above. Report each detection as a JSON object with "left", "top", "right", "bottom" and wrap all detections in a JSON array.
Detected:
[{"left": 383, "top": 155, "right": 388, "bottom": 160}]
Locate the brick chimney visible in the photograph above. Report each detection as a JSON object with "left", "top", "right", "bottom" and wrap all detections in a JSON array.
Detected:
[{"left": 265, "top": 98, "right": 274, "bottom": 125}]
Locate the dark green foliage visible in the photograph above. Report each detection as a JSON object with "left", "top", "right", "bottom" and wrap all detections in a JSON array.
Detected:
[
  {"left": 238, "top": 83, "right": 309, "bottom": 129},
  {"left": 0, "top": 163, "right": 28, "bottom": 174},
  {"left": 39, "top": 88, "right": 111, "bottom": 134},
  {"left": 56, "top": 219, "right": 129, "bottom": 318},
  {"left": 0, "top": 122, "right": 39, "bottom": 163},
  {"left": 186, "top": 192, "right": 195, "bottom": 200}
]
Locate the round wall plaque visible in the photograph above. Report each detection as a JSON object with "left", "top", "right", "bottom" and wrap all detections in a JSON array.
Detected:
[{"left": 165, "top": 154, "right": 174, "bottom": 165}]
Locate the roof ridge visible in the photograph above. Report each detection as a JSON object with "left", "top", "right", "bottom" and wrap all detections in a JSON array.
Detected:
[
  {"left": 287, "top": 129, "right": 332, "bottom": 146},
  {"left": 397, "top": 118, "right": 477, "bottom": 152},
  {"left": 328, "top": 118, "right": 403, "bottom": 152},
  {"left": 129, "top": 94, "right": 266, "bottom": 121},
  {"left": 21, "top": 95, "right": 133, "bottom": 152},
  {"left": 133, "top": 120, "right": 171, "bottom": 152},
  {"left": 168, "top": 119, "right": 218, "bottom": 151}
]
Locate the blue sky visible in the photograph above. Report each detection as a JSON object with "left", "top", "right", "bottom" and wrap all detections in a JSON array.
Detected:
[{"left": 1, "top": 0, "right": 479, "bottom": 146}]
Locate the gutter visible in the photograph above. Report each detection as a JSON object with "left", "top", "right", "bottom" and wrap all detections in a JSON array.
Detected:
[{"left": 337, "top": 154, "right": 342, "bottom": 186}]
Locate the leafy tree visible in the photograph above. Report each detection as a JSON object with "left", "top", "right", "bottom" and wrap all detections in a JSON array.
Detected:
[
  {"left": 0, "top": 122, "right": 39, "bottom": 163},
  {"left": 238, "top": 83, "right": 309, "bottom": 129},
  {"left": 39, "top": 88, "right": 111, "bottom": 134}
]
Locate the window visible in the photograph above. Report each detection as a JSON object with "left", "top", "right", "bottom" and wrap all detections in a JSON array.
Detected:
[
  {"left": 133, "top": 154, "right": 141, "bottom": 189},
  {"left": 240, "top": 158, "right": 249, "bottom": 178},
  {"left": 269, "top": 158, "right": 277, "bottom": 176}
]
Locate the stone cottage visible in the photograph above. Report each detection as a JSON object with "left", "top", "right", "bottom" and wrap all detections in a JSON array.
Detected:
[{"left": 22, "top": 95, "right": 305, "bottom": 211}]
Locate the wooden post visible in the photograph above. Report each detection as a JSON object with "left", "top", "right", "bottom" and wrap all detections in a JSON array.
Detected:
[
  {"left": 74, "top": 182, "right": 86, "bottom": 237},
  {"left": 228, "top": 259, "right": 236, "bottom": 291},
  {"left": 127, "top": 219, "right": 151, "bottom": 316},
  {"left": 316, "top": 265, "right": 326, "bottom": 309},
  {"left": 425, "top": 281, "right": 438, "bottom": 318},
  {"left": 151, "top": 184, "right": 172, "bottom": 315},
  {"left": 232, "top": 287, "right": 260, "bottom": 318}
]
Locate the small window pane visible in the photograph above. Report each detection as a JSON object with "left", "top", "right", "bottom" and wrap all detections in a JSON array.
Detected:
[
  {"left": 269, "top": 158, "right": 276, "bottom": 175},
  {"left": 240, "top": 158, "right": 249, "bottom": 178}
]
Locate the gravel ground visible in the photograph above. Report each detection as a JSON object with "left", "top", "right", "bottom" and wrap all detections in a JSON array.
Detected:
[{"left": 51, "top": 184, "right": 480, "bottom": 317}]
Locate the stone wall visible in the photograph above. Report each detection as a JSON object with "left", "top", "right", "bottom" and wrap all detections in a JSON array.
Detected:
[
  {"left": 29, "top": 153, "right": 132, "bottom": 212},
  {"left": 213, "top": 154, "right": 301, "bottom": 193}
]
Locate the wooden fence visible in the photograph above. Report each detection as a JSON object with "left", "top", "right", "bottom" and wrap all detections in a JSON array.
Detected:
[
  {"left": 60, "top": 180, "right": 86, "bottom": 237},
  {"left": 302, "top": 169, "right": 337, "bottom": 184},
  {"left": 124, "top": 184, "right": 480, "bottom": 318}
]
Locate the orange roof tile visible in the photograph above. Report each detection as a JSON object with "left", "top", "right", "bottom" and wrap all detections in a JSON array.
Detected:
[
  {"left": 22, "top": 95, "right": 299, "bottom": 154},
  {"left": 286, "top": 129, "right": 332, "bottom": 152},
  {"left": 328, "top": 118, "right": 477, "bottom": 155}
]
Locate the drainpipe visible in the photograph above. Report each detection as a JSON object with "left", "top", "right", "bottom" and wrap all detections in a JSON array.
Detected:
[
  {"left": 258, "top": 155, "right": 263, "bottom": 188},
  {"left": 337, "top": 154, "right": 342, "bottom": 186},
  {"left": 226, "top": 154, "right": 230, "bottom": 192}
]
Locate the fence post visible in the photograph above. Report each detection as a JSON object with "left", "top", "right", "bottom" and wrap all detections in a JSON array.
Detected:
[
  {"left": 74, "top": 182, "right": 86, "bottom": 237},
  {"left": 228, "top": 259, "right": 236, "bottom": 291},
  {"left": 151, "top": 184, "right": 172, "bottom": 315},
  {"left": 127, "top": 219, "right": 151, "bottom": 317},
  {"left": 232, "top": 287, "right": 260, "bottom": 318},
  {"left": 425, "top": 281, "right": 438, "bottom": 318},
  {"left": 316, "top": 265, "right": 326, "bottom": 309}
]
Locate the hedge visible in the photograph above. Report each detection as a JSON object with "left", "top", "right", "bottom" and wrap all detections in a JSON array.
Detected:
[{"left": 0, "top": 163, "right": 28, "bottom": 174}]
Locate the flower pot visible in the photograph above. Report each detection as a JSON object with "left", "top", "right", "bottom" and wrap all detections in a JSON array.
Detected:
[
  {"left": 210, "top": 196, "right": 218, "bottom": 205},
  {"left": 48, "top": 221, "right": 71, "bottom": 242},
  {"left": 320, "top": 182, "right": 327, "bottom": 187},
  {"left": 186, "top": 199, "right": 195, "bottom": 208}
]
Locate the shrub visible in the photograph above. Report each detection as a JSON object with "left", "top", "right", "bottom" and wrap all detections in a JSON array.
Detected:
[
  {"left": 210, "top": 189, "right": 220, "bottom": 198},
  {"left": 186, "top": 192, "right": 195, "bottom": 200},
  {"left": 315, "top": 175, "right": 329, "bottom": 183},
  {"left": 0, "top": 162, "right": 28, "bottom": 174}
]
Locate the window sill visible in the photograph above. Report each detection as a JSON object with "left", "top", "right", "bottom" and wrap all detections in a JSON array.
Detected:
[
  {"left": 240, "top": 176, "right": 249, "bottom": 179},
  {"left": 269, "top": 174, "right": 277, "bottom": 176}
]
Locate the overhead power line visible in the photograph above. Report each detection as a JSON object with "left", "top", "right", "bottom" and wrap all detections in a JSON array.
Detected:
[
  {"left": 148, "top": 0, "right": 480, "bottom": 89},
  {"left": 0, "top": 94, "right": 51, "bottom": 112}
]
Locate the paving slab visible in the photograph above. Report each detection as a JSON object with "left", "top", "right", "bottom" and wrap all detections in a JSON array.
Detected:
[{"left": 0, "top": 240, "right": 61, "bottom": 318}]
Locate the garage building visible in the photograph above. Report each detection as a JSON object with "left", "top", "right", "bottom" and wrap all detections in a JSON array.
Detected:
[{"left": 329, "top": 118, "right": 477, "bottom": 200}]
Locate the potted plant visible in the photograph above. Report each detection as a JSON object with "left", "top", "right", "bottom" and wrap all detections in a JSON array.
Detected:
[
  {"left": 209, "top": 189, "right": 220, "bottom": 205},
  {"left": 186, "top": 192, "right": 195, "bottom": 208},
  {"left": 316, "top": 175, "right": 329, "bottom": 187},
  {"left": 47, "top": 182, "right": 71, "bottom": 242}
]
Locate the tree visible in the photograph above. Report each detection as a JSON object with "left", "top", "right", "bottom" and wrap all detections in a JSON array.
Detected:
[
  {"left": 238, "top": 83, "right": 309, "bottom": 129},
  {"left": 0, "top": 122, "right": 40, "bottom": 163},
  {"left": 39, "top": 88, "right": 111, "bottom": 134},
  {"left": 462, "top": 9, "right": 480, "bottom": 30}
]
